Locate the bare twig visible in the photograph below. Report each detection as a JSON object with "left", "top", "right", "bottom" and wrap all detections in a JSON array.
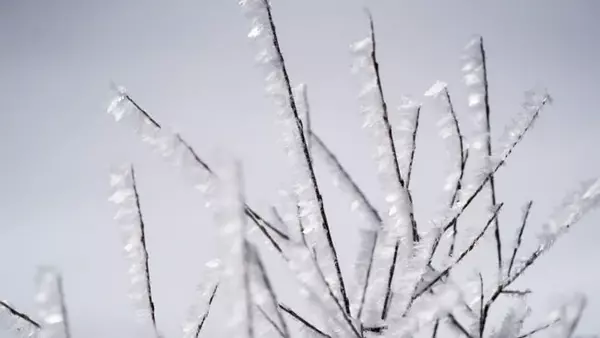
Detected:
[
  {"left": 477, "top": 37, "right": 504, "bottom": 275},
  {"left": 406, "top": 105, "right": 421, "bottom": 189},
  {"left": 259, "top": 0, "right": 350, "bottom": 313},
  {"left": 131, "top": 167, "right": 159, "bottom": 336},
  {"left": 192, "top": 284, "right": 219, "bottom": 338},
  {"left": 448, "top": 313, "right": 474, "bottom": 338},
  {"left": 517, "top": 318, "right": 559, "bottom": 338},
  {"left": 443, "top": 87, "right": 467, "bottom": 258},
  {"left": 278, "top": 304, "right": 331, "bottom": 338},
  {"left": 508, "top": 201, "right": 533, "bottom": 277},
  {"left": 365, "top": 10, "right": 419, "bottom": 242},
  {"left": 0, "top": 300, "right": 41, "bottom": 329},
  {"left": 256, "top": 304, "right": 286, "bottom": 338}
]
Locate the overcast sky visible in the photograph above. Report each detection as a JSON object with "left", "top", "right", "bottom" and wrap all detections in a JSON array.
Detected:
[{"left": 1, "top": 1, "right": 599, "bottom": 337}]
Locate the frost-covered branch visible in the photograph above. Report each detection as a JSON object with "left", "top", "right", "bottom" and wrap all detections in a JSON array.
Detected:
[
  {"left": 240, "top": 0, "right": 350, "bottom": 315},
  {"left": 108, "top": 166, "right": 159, "bottom": 337},
  {"left": 424, "top": 82, "right": 468, "bottom": 259},
  {"left": 0, "top": 300, "right": 40, "bottom": 337},
  {"left": 463, "top": 37, "right": 503, "bottom": 274},
  {"left": 34, "top": 268, "right": 71, "bottom": 338},
  {"left": 507, "top": 201, "right": 533, "bottom": 277}
]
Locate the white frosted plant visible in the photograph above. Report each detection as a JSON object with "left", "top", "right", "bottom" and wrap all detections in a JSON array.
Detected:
[{"left": 3, "top": 2, "right": 599, "bottom": 338}]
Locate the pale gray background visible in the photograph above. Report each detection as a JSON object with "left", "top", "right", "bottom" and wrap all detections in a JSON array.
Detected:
[{"left": 1, "top": 1, "right": 599, "bottom": 337}]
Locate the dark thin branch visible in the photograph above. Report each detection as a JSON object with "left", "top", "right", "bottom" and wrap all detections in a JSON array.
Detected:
[
  {"left": 278, "top": 304, "right": 331, "bottom": 338},
  {"left": 262, "top": 0, "right": 350, "bottom": 314},
  {"left": 431, "top": 319, "right": 440, "bottom": 338},
  {"left": 56, "top": 275, "right": 72, "bottom": 338},
  {"left": 444, "top": 87, "right": 467, "bottom": 258},
  {"left": 517, "top": 318, "right": 559, "bottom": 338},
  {"left": 508, "top": 200, "right": 533, "bottom": 277},
  {"left": 0, "top": 300, "right": 41, "bottom": 329},
  {"left": 124, "top": 94, "right": 161, "bottom": 129},
  {"left": 247, "top": 243, "right": 290, "bottom": 337},
  {"left": 500, "top": 289, "right": 532, "bottom": 297},
  {"left": 366, "top": 10, "right": 422, "bottom": 321},
  {"left": 130, "top": 166, "right": 158, "bottom": 336},
  {"left": 448, "top": 313, "right": 474, "bottom": 338},
  {"left": 477, "top": 37, "right": 503, "bottom": 275},
  {"left": 381, "top": 241, "right": 399, "bottom": 320},
  {"left": 256, "top": 304, "right": 286, "bottom": 338},
  {"left": 478, "top": 272, "right": 484, "bottom": 330},
  {"left": 406, "top": 105, "right": 421, "bottom": 189},
  {"left": 365, "top": 9, "right": 419, "bottom": 243},
  {"left": 192, "top": 284, "right": 219, "bottom": 338}
]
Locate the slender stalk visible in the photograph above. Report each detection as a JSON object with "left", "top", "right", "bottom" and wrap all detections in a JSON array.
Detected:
[
  {"left": 508, "top": 201, "right": 533, "bottom": 277},
  {"left": 192, "top": 284, "right": 219, "bottom": 338},
  {"left": 443, "top": 87, "right": 467, "bottom": 257},
  {"left": 278, "top": 304, "right": 331, "bottom": 338},
  {"left": 406, "top": 105, "right": 421, "bottom": 189},
  {"left": 131, "top": 167, "right": 158, "bottom": 336},
  {"left": 366, "top": 11, "right": 419, "bottom": 242},
  {"left": 256, "top": 305, "right": 286, "bottom": 338},
  {"left": 261, "top": 0, "right": 350, "bottom": 314},
  {"left": 478, "top": 37, "right": 504, "bottom": 275},
  {"left": 517, "top": 319, "right": 559, "bottom": 338},
  {"left": 448, "top": 313, "right": 474, "bottom": 338},
  {"left": 0, "top": 300, "right": 41, "bottom": 329}
]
